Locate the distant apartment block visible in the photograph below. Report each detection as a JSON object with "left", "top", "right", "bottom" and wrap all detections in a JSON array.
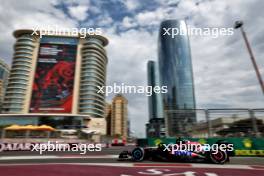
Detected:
[{"left": 105, "top": 94, "right": 128, "bottom": 139}]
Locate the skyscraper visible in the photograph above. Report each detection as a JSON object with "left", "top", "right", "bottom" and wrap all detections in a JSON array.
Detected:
[
  {"left": 147, "top": 60, "right": 164, "bottom": 119},
  {"left": 146, "top": 60, "right": 165, "bottom": 137},
  {"left": 158, "top": 20, "right": 196, "bottom": 137},
  {"left": 1, "top": 29, "right": 108, "bottom": 129}
]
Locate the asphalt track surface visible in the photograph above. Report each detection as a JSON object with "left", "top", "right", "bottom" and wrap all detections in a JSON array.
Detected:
[{"left": 0, "top": 146, "right": 263, "bottom": 176}]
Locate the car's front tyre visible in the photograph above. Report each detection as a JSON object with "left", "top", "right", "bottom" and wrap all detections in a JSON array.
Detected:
[{"left": 131, "top": 147, "right": 145, "bottom": 161}]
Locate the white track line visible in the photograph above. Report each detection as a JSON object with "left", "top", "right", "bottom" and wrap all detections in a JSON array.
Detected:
[
  {"left": 0, "top": 155, "right": 118, "bottom": 160},
  {"left": 0, "top": 156, "right": 59, "bottom": 160},
  {"left": 0, "top": 162, "right": 262, "bottom": 170},
  {"left": 0, "top": 156, "right": 263, "bottom": 170},
  {"left": 61, "top": 155, "right": 118, "bottom": 159},
  {"left": 191, "top": 164, "right": 252, "bottom": 169}
]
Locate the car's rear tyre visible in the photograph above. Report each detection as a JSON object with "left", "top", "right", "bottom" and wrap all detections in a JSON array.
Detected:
[
  {"left": 209, "top": 150, "right": 228, "bottom": 164},
  {"left": 131, "top": 147, "right": 145, "bottom": 161}
]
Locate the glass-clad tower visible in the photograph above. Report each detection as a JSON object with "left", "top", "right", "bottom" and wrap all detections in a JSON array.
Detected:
[
  {"left": 158, "top": 20, "right": 196, "bottom": 137},
  {"left": 146, "top": 60, "right": 165, "bottom": 137},
  {"left": 147, "top": 60, "right": 163, "bottom": 119}
]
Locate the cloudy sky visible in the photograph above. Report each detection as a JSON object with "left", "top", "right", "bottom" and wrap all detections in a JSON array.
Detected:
[{"left": 0, "top": 0, "right": 263, "bottom": 137}]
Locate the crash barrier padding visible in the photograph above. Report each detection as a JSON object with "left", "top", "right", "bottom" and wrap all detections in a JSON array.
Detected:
[{"left": 137, "top": 137, "right": 264, "bottom": 156}]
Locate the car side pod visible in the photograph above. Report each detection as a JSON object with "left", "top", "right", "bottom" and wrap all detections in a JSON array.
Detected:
[
  {"left": 118, "top": 150, "right": 130, "bottom": 160},
  {"left": 131, "top": 147, "right": 145, "bottom": 161}
]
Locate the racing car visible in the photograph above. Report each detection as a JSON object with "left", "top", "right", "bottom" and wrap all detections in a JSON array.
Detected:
[{"left": 118, "top": 139, "right": 230, "bottom": 164}]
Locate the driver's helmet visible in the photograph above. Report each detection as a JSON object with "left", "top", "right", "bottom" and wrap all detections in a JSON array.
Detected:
[
  {"left": 176, "top": 137, "right": 183, "bottom": 144},
  {"left": 176, "top": 137, "right": 189, "bottom": 144},
  {"left": 157, "top": 143, "right": 165, "bottom": 150}
]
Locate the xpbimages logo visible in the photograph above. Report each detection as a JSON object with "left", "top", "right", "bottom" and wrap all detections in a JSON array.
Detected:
[
  {"left": 31, "top": 25, "right": 102, "bottom": 38},
  {"left": 162, "top": 141, "right": 234, "bottom": 154},
  {"left": 163, "top": 26, "right": 234, "bottom": 38},
  {"left": 97, "top": 83, "right": 168, "bottom": 96},
  {"left": 0, "top": 142, "right": 102, "bottom": 154},
  {"left": 31, "top": 142, "right": 102, "bottom": 154}
]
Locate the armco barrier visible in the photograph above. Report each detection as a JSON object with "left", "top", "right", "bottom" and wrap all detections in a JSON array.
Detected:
[{"left": 137, "top": 137, "right": 264, "bottom": 156}]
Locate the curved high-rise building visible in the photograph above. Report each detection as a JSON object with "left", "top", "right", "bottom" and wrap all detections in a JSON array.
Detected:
[
  {"left": 1, "top": 29, "right": 108, "bottom": 129},
  {"left": 79, "top": 37, "right": 108, "bottom": 118},
  {"left": 3, "top": 32, "right": 37, "bottom": 113},
  {"left": 158, "top": 20, "right": 196, "bottom": 137}
]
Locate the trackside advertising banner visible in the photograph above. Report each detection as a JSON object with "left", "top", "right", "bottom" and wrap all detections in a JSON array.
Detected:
[{"left": 30, "top": 38, "right": 77, "bottom": 113}]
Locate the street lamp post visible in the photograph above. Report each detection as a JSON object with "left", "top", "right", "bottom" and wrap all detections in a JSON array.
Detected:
[{"left": 234, "top": 21, "right": 264, "bottom": 94}]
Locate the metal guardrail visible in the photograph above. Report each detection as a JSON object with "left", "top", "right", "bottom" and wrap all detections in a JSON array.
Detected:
[{"left": 164, "top": 108, "right": 264, "bottom": 138}]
